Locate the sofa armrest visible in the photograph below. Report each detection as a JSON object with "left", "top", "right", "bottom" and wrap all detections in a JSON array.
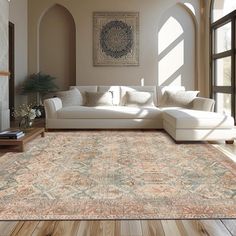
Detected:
[
  {"left": 44, "top": 98, "right": 62, "bottom": 119},
  {"left": 192, "top": 97, "right": 215, "bottom": 112}
]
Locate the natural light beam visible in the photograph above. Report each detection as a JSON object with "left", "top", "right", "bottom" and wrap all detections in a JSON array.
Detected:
[
  {"left": 184, "top": 3, "right": 196, "bottom": 16},
  {"left": 158, "top": 17, "right": 184, "bottom": 54},
  {"left": 158, "top": 40, "right": 184, "bottom": 86}
]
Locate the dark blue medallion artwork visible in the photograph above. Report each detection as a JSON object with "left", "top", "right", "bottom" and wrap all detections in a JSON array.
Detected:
[{"left": 100, "top": 20, "right": 133, "bottom": 58}]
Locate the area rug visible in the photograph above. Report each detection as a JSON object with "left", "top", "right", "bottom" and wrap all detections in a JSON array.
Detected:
[{"left": 0, "top": 131, "right": 235, "bottom": 220}]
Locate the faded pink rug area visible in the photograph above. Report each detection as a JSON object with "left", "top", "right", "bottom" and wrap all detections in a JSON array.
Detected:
[{"left": 0, "top": 131, "right": 236, "bottom": 220}]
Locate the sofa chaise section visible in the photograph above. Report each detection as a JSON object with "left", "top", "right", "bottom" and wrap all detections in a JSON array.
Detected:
[{"left": 163, "top": 109, "right": 235, "bottom": 142}]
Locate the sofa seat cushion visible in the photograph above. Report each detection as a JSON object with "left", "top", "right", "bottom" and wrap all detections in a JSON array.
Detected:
[
  {"left": 163, "top": 109, "right": 234, "bottom": 129},
  {"left": 57, "top": 106, "right": 162, "bottom": 119}
]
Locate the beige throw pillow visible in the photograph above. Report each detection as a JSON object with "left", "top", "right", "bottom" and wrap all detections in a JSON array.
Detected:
[
  {"left": 160, "top": 90, "right": 199, "bottom": 108},
  {"left": 55, "top": 88, "right": 83, "bottom": 107},
  {"left": 124, "top": 91, "right": 155, "bottom": 107},
  {"left": 85, "top": 92, "right": 113, "bottom": 106}
]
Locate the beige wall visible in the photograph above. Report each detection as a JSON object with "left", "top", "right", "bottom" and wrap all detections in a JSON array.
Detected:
[
  {"left": 157, "top": 4, "right": 196, "bottom": 90},
  {"left": 9, "top": 0, "right": 28, "bottom": 107},
  {"left": 0, "top": 0, "right": 10, "bottom": 130},
  {"left": 39, "top": 4, "right": 76, "bottom": 90},
  {"left": 28, "top": 0, "right": 205, "bottom": 92}
]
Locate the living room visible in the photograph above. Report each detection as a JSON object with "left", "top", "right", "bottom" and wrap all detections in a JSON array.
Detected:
[{"left": 0, "top": 0, "right": 236, "bottom": 235}]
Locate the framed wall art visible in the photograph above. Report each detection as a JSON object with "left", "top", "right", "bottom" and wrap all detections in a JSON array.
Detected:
[{"left": 93, "top": 12, "right": 139, "bottom": 66}]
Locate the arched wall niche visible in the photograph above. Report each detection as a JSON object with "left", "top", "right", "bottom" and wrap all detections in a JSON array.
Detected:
[
  {"left": 157, "top": 3, "right": 198, "bottom": 90},
  {"left": 38, "top": 3, "right": 76, "bottom": 90}
]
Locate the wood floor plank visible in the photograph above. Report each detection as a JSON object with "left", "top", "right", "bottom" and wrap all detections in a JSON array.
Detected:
[
  {"left": 120, "top": 221, "right": 130, "bottom": 236},
  {"left": 128, "top": 221, "right": 142, "bottom": 236},
  {"left": 31, "top": 221, "right": 57, "bottom": 236},
  {"left": 90, "top": 221, "right": 103, "bottom": 236},
  {"left": 181, "top": 220, "right": 209, "bottom": 236},
  {"left": 75, "top": 221, "right": 90, "bottom": 236},
  {"left": 0, "top": 220, "right": 235, "bottom": 236},
  {"left": 51, "top": 221, "right": 81, "bottom": 236},
  {"left": 141, "top": 220, "right": 165, "bottom": 236},
  {"left": 161, "top": 220, "right": 182, "bottom": 236},
  {"left": 101, "top": 221, "right": 115, "bottom": 236},
  {"left": 222, "top": 220, "right": 236, "bottom": 236},
  {"left": 200, "top": 220, "right": 232, "bottom": 236},
  {"left": 12, "top": 221, "right": 39, "bottom": 236},
  {"left": 0, "top": 221, "right": 18, "bottom": 236},
  {"left": 115, "top": 221, "right": 121, "bottom": 236},
  {"left": 175, "top": 221, "right": 189, "bottom": 236},
  {"left": 10, "top": 222, "right": 24, "bottom": 236}
]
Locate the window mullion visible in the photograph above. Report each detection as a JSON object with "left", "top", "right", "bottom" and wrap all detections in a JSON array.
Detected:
[{"left": 231, "top": 19, "right": 235, "bottom": 119}]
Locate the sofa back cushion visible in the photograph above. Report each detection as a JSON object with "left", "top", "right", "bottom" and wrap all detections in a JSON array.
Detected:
[
  {"left": 55, "top": 88, "right": 83, "bottom": 107},
  {"left": 85, "top": 92, "right": 113, "bottom": 106},
  {"left": 120, "top": 86, "right": 157, "bottom": 106},
  {"left": 70, "top": 86, "right": 97, "bottom": 105},
  {"left": 124, "top": 91, "right": 155, "bottom": 107},
  {"left": 98, "top": 86, "right": 121, "bottom": 105},
  {"left": 157, "top": 86, "right": 185, "bottom": 106},
  {"left": 160, "top": 90, "right": 199, "bottom": 108}
]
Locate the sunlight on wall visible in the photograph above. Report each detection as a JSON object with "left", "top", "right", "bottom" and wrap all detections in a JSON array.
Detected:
[
  {"left": 157, "top": 4, "right": 196, "bottom": 90},
  {"left": 158, "top": 17, "right": 183, "bottom": 54},
  {"left": 158, "top": 39, "right": 184, "bottom": 86},
  {"left": 158, "top": 16, "right": 184, "bottom": 86},
  {"left": 184, "top": 3, "right": 196, "bottom": 16}
]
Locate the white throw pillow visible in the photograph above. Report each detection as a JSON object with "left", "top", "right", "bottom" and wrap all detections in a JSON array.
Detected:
[
  {"left": 55, "top": 88, "right": 83, "bottom": 107},
  {"left": 160, "top": 90, "right": 200, "bottom": 108},
  {"left": 85, "top": 92, "right": 113, "bottom": 106},
  {"left": 157, "top": 86, "right": 185, "bottom": 106},
  {"left": 124, "top": 91, "right": 155, "bottom": 107}
]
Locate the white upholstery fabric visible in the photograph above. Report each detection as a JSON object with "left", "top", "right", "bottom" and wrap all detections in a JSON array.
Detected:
[
  {"left": 124, "top": 91, "right": 155, "bottom": 107},
  {"left": 192, "top": 97, "right": 215, "bottom": 112},
  {"left": 160, "top": 90, "right": 199, "bottom": 108},
  {"left": 120, "top": 86, "right": 158, "bottom": 106},
  {"left": 55, "top": 88, "right": 83, "bottom": 107},
  {"left": 70, "top": 86, "right": 97, "bottom": 105},
  {"left": 157, "top": 86, "right": 185, "bottom": 106},
  {"left": 44, "top": 98, "right": 63, "bottom": 119},
  {"left": 85, "top": 92, "right": 113, "bottom": 106},
  {"left": 98, "top": 86, "right": 121, "bottom": 106},
  {"left": 46, "top": 118, "right": 163, "bottom": 129},
  {"left": 164, "top": 122, "right": 236, "bottom": 141},
  {"left": 57, "top": 106, "right": 162, "bottom": 119},
  {"left": 44, "top": 86, "right": 235, "bottom": 142},
  {"left": 163, "top": 109, "right": 234, "bottom": 129}
]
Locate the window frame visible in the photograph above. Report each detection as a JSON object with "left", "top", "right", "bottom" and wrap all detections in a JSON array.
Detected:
[{"left": 210, "top": 1, "right": 236, "bottom": 122}]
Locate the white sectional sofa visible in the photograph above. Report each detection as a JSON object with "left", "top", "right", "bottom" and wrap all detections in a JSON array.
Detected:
[{"left": 44, "top": 86, "right": 235, "bottom": 142}]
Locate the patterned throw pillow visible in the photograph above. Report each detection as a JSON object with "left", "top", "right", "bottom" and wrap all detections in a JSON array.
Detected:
[
  {"left": 85, "top": 92, "right": 113, "bottom": 106},
  {"left": 55, "top": 88, "right": 83, "bottom": 107}
]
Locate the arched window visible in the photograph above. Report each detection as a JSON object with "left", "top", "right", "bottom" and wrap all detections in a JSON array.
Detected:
[{"left": 210, "top": 0, "right": 236, "bottom": 121}]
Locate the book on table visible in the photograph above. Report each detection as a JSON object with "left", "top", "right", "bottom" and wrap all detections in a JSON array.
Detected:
[{"left": 0, "top": 130, "right": 25, "bottom": 139}]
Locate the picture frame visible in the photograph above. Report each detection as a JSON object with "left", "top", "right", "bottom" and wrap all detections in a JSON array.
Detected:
[{"left": 93, "top": 12, "right": 139, "bottom": 66}]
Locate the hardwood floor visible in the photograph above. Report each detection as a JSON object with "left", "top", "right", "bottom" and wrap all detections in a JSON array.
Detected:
[
  {"left": 1, "top": 121, "right": 235, "bottom": 236},
  {"left": 0, "top": 220, "right": 235, "bottom": 236}
]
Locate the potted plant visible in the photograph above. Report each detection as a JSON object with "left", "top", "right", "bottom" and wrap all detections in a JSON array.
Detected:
[{"left": 21, "top": 72, "right": 59, "bottom": 117}]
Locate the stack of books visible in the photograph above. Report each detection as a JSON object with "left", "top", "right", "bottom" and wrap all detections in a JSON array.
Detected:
[{"left": 0, "top": 130, "right": 25, "bottom": 139}]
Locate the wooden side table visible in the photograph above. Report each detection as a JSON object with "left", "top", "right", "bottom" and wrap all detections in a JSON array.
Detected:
[{"left": 0, "top": 128, "right": 45, "bottom": 152}]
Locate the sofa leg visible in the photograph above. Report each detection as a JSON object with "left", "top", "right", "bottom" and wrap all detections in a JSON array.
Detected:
[{"left": 225, "top": 140, "right": 234, "bottom": 144}]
